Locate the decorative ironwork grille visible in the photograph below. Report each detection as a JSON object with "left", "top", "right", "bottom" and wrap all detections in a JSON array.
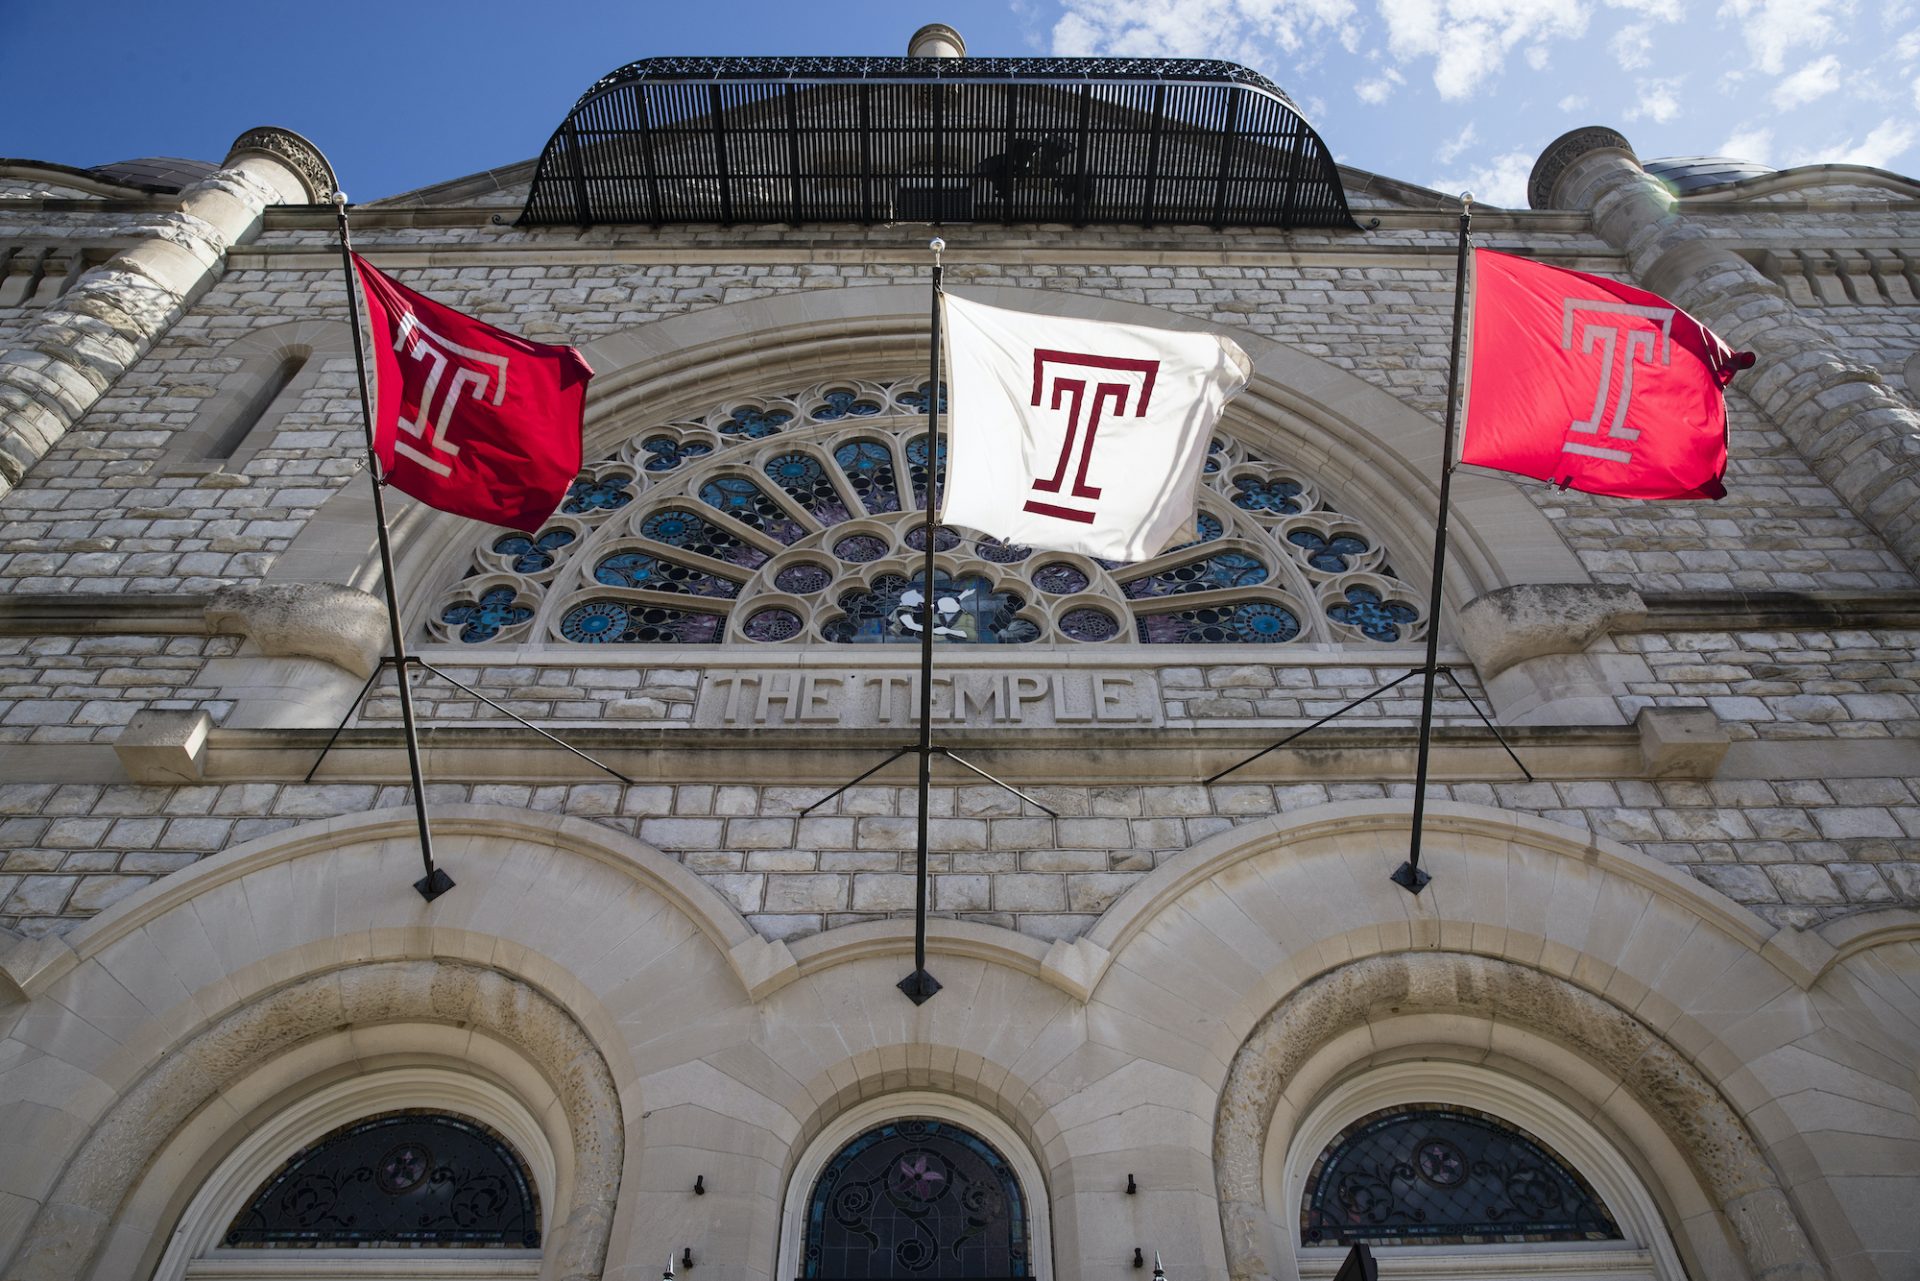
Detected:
[
  {"left": 803, "top": 1118, "right": 1030, "bottom": 1279},
  {"left": 224, "top": 1111, "right": 541, "bottom": 1249},
  {"left": 1301, "top": 1104, "right": 1622, "bottom": 1247},
  {"left": 522, "top": 56, "right": 1358, "bottom": 230}
]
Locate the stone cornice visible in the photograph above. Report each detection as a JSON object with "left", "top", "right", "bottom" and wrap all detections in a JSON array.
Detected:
[
  {"left": 1527, "top": 125, "right": 1634, "bottom": 211},
  {"left": 223, "top": 126, "right": 337, "bottom": 202}
]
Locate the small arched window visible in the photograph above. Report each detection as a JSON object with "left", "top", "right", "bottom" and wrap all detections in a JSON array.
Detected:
[
  {"left": 1301, "top": 1104, "right": 1622, "bottom": 1247},
  {"left": 803, "top": 1117, "right": 1030, "bottom": 1279},
  {"left": 222, "top": 1110, "right": 541, "bottom": 1249},
  {"left": 205, "top": 351, "right": 307, "bottom": 460}
]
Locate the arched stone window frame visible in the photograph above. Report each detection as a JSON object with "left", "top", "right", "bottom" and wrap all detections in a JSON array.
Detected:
[
  {"left": 158, "top": 319, "right": 350, "bottom": 476},
  {"left": 1279, "top": 1061, "right": 1688, "bottom": 1280},
  {"left": 776, "top": 1091, "right": 1054, "bottom": 1281},
  {"left": 158, "top": 1067, "right": 553, "bottom": 1280}
]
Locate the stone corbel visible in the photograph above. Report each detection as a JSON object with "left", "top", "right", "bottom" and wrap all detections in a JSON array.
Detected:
[
  {"left": 1456, "top": 583, "right": 1652, "bottom": 726},
  {"left": 204, "top": 582, "right": 389, "bottom": 678},
  {"left": 113, "top": 708, "right": 213, "bottom": 784}
]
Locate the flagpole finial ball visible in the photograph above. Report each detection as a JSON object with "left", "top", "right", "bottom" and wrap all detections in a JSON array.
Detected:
[
  {"left": 1460, "top": 191, "right": 1473, "bottom": 206},
  {"left": 331, "top": 191, "right": 347, "bottom": 207},
  {"left": 929, "top": 237, "right": 946, "bottom": 255}
]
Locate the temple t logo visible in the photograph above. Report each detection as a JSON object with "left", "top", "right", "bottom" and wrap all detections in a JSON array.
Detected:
[
  {"left": 1022, "top": 348, "right": 1161, "bottom": 524},
  {"left": 393, "top": 309, "right": 511, "bottom": 477},
  {"left": 1559, "top": 298, "right": 1675, "bottom": 465}
]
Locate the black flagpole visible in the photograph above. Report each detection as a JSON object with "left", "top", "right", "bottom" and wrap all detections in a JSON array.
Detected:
[
  {"left": 333, "top": 192, "right": 453, "bottom": 902},
  {"left": 1392, "top": 193, "right": 1473, "bottom": 896},
  {"left": 898, "top": 237, "right": 947, "bottom": 1006}
]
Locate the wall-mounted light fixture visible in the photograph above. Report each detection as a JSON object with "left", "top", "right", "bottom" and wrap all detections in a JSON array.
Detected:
[
  {"left": 1133, "top": 1247, "right": 1144, "bottom": 1269},
  {"left": 1126, "top": 1173, "right": 1137, "bottom": 1194},
  {"left": 682, "top": 1247, "right": 695, "bottom": 1269}
]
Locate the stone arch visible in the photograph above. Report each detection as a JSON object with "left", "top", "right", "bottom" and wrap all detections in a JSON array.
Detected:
[
  {"left": 5, "top": 958, "right": 622, "bottom": 1281},
  {"left": 269, "top": 283, "right": 1584, "bottom": 630},
  {"left": 1212, "top": 951, "right": 1827, "bottom": 1281}
]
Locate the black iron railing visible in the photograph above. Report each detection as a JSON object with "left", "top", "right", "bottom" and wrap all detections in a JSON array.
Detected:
[{"left": 520, "top": 56, "right": 1359, "bottom": 231}]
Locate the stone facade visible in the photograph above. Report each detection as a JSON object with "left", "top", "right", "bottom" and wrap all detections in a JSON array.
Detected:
[{"left": 0, "top": 70, "right": 1917, "bottom": 1281}]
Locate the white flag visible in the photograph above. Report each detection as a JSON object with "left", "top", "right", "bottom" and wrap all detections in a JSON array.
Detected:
[{"left": 941, "top": 293, "right": 1250, "bottom": 562}]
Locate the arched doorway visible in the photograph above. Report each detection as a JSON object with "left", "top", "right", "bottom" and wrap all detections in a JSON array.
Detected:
[{"left": 780, "top": 1094, "right": 1051, "bottom": 1281}]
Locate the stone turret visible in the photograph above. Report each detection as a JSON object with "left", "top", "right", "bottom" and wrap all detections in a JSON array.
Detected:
[
  {"left": 0, "top": 127, "right": 334, "bottom": 502},
  {"left": 1530, "top": 126, "right": 1920, "bottom": 576}
]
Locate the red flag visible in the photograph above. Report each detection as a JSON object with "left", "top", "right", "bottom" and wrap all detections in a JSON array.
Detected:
[
  {"left": 1460, "top": 249, "right": 1753, "bottom": 500},
  {"left": 352, "top": 255, "right": 593, "bottom": 532}
]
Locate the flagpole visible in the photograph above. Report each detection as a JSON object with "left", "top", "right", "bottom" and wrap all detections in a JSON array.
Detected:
[
  {"left": 332, "top": 192, "right": 453, "bottom": 902},
  {"left": 1391, "top": 193, "right": 1472, "bottom": 897},
  {"left": 899, "top": 237, "right": 947, "bottom": 1006}
]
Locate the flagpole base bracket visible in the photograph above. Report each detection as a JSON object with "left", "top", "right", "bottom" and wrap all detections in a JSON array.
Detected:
[
  {"left": 414, "top": 866, "right": 456, "bottom": 902},
  {"left": 1389, "top": 861, "right": 1431, "bottom": 895},
  {"left": 897, "top": 968, "right": 942, "bottom": 1005}
]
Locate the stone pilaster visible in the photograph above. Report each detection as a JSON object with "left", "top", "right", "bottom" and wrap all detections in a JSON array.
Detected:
[
  {"left": 1530, "top": 127, "right": 1920, "bottom": 575},
  {"left": 0, "top": 127, "right": 334, "bottom": 500}
]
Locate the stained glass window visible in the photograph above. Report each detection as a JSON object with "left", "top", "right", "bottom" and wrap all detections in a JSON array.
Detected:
[
  {"left": 224, "top": 1111, "right": 540, "bottom": 1249},
  {"left": 429, "top": 374, "right": 1424, "bottom": 648},
  {"left": 1301, "top": 1105, "right": 1622, "bottom": 1247},
  {"left": 803, "top": 1118, "right": 1029, "bottom": 1280}
]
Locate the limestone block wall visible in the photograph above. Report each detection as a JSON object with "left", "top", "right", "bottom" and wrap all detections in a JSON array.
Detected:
[
  {"left": 0, "top": 634, "right": 234, "bottom": 745},
  {"left": 0, "top": 222, "right": 1913, "bottom": 594},
  {"left": 3, "top": 771, "right": 1916, "bottom": 941}
]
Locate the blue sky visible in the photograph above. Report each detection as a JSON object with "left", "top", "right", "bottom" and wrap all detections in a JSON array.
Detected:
[{"left": 6, "top": 0, "right": 1917, "bottom": 205}]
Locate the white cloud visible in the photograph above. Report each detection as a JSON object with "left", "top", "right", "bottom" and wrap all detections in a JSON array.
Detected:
[
  {"left": 1429, "top": 149, "right": 1536, "bottom": 207},
  {"left": 1436, "top": 123, "right": 1479, "bottom": 164},
  {"left": 1785, "top": 117, "right": 1919, "bottom": 167},
  {"left": 1355, "top": 66, "right": 1405, "bottom": 102},
  {"left": 1558, "top": 92, "right": 1590, "bottom": 110},
  {"left": 1717, "top": 126, "right": 1775, "bottom": 164},
  {"left": 1378, "top": 0, "right": 1591, "bottom": 100},
  {"left": 1897, "top": 29, "right": 1920, "bottom": 59},
  {"left": 1623, "top": 76, "right": 1684, "bottom": 121},
  {"left": 1610, "top": 21, "right": 1655, "bottom": 67},
  {"left": 1050, "top": 0, "right": 1362, "bottom": 61},
  {"left": 1914, "top": 73, "right": 1920, "bottom": 109},
  {"left": 1606, "top": 0, "right": 1684, "bottom": 17},
  {"left": 1525, "top": 44, "right": 1552, "bottom": 69},
  {"left": 1771, "top": 54, "right": 1842, "bottom": 107},
  {"left": 1717, "top": 0, "right": 1849, "bottom": 74}
]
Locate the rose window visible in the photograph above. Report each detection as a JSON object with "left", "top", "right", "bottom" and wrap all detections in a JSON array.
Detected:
[{"left": 426, "top": 375, "right": 1426, "bottom": 647}]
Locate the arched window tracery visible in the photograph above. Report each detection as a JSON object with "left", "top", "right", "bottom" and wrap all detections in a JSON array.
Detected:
[{"left": 428, "top": 375, "right": 1425, "bottom": 648}]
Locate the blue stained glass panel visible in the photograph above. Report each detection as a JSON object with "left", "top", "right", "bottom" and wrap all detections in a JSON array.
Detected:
[
  {"left": 492, "top": 528, "right": 576, "bottom": 574},
  {"left": 561, "top": 472, "right": 636, "bottom": 511},
  {"left": 1289, "top": 529, "right": 1371, "bottom": 573},
  {"left": 442, "top": 587, "right": 533, "bottom": 643},
  {"left": 825, "top": 572, "right": 1035, "bottom": 645},
  {"left": 765, "top": 451, "right": 851, "bottom": 525},
  {"left": 639, "top": 508, "right": 771, "bottom": 568},
  {"left": 1137, "top": 600, "right": 1300, "bottom": 644},
  {"left": 593, "top": 552, "right": 741, "bottom": 597},
  {"left": 1119, "top": 551, "right": 1268, "bottom": 599},
  {"left": 698, "top": 477, "right": 808, "bottom": 544},
  {"left": 559, "top": 600, "right": 724, "bottom": 643},
  {"left": 1231, "top": 475, "right": 1304, "bottom": 514},
  {"left": 719, "top": 406, "right": 793, "bottom": 439},
  {"left": 1328, "top": 586, "right": 1419, "bottom": 642},
  {"left": 639, "top": 436, "right": 712, "bottom": 473},
  {"left": 834, "top": 440, "right": 902, "bottom": 514}
]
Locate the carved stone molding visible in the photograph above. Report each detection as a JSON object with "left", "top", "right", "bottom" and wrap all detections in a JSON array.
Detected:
[
  {"left": 1213, "top": 952, "right": 1828, "bottom": 1281},
  {"left": 1527, "top": 125, "right": 1635, "bottom": 210},
  {"left": 223, "top": 126, "right": 337, "bottom": 202}
]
